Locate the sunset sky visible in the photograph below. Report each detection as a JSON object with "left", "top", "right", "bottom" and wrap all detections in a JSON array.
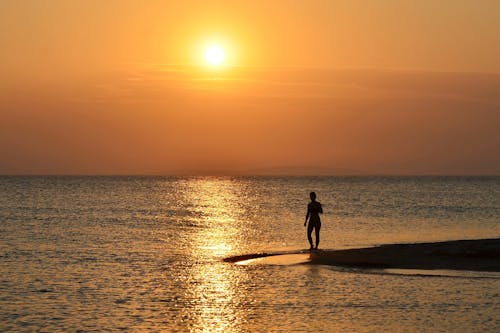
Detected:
[{"left": 1, "top": 0, "right": 499, "bottom": 175}]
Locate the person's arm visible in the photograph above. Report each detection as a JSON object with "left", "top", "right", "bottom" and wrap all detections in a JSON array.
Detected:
[
  {"left": 304, "top": 206, "right": 310, "bottom": 226},
  {"left": 319, "top": 203, "right": 323, "bottom": 214}
]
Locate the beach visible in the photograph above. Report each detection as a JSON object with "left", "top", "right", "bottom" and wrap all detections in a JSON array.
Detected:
[
  {"left": 226, "top": 238, "right": 500, "bottom": 272},
  {"left": 314, "top": 238, "right": 500, "bottom": 272}
]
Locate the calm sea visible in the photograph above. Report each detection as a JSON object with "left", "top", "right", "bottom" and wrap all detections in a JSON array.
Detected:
[{"left": 1, "top": 176, "right": 499, "bottom": 332}]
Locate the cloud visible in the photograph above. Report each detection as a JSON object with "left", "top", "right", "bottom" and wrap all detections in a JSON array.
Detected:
[{"left": 1, "top": 67, "right": 499, "bottom": 175}]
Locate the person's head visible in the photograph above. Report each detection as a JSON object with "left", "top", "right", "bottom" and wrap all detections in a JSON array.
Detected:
[{"left": 310, "top": 192, "right": 316, "bottom": 201}]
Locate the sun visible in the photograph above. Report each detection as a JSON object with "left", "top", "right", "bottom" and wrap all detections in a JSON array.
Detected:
[{"left": 205, "top": 45, "right": 225, "bottom": 66}]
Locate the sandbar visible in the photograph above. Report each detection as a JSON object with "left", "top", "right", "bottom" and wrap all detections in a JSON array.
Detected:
[{"left": 225, "top": 238, "right": 500, "bottom": 272}]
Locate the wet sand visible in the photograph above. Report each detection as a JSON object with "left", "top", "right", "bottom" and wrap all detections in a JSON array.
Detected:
[{"left": 225, "top": 238, "right": 500, "bottom": 272}]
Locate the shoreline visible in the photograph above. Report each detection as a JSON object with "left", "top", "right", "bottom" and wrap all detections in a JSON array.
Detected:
[{"left": 225, "top": 238, "right": 500, "bottom": 272}]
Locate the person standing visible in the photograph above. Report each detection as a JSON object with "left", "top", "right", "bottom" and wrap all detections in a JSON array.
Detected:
[{"left": 304, "top": 191, "right": 323, "bottom": 250}]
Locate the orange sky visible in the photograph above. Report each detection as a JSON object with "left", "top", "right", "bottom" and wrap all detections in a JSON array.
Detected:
[{"left": 1, "top": 1, "right": 499, "bottom": 175}]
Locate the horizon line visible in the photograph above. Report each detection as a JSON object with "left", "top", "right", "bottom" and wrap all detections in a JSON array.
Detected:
[{"left": 1, "top": 173, "right": 498, "bottom": 177}]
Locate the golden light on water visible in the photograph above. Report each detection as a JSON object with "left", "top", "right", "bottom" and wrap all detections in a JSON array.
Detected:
[
  {"left": 183, "top": 178, "right": 247, "bottom": 332},
  {"left": 185, "top": 178, "right": 241, "bottom": 257}
]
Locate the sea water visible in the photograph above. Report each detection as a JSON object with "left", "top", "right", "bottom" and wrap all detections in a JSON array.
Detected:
[{"left": 1, "top": 176, "right": 499, "bottom": 332}]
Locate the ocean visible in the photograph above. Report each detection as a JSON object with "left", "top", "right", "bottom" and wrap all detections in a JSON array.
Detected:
[{"left": 1, "top": 176, "right": 499, "bottom": 332}]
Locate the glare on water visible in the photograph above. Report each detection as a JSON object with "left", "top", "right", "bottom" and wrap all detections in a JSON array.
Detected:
[{"left": 183, "top": 179, "right": 246, "bottom": 331}]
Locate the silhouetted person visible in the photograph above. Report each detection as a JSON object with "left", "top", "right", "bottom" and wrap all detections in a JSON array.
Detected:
[{"left": 304, "top": 191, "right": 323, "bottom": 250}]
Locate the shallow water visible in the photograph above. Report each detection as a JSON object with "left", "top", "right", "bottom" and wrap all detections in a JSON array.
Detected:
[{"left": 1, "top": 176, "right": 499, "bottom": 332}]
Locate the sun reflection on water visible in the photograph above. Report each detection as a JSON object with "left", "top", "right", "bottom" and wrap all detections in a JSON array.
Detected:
[{"left": 182, "top": 178, "right": 248, "bottom": 332}]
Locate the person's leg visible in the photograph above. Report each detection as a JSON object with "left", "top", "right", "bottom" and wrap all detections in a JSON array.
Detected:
[
  {"left": 307, "top": 222, "right": 314, "bottom": 249},
  {"left": 315, "top": 222, "right": 321, "bottom": 249}
]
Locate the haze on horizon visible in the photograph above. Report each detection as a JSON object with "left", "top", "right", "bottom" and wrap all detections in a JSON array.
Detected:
[{"left": 1, "top": 0, "right": 499, "bottom": 175}]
